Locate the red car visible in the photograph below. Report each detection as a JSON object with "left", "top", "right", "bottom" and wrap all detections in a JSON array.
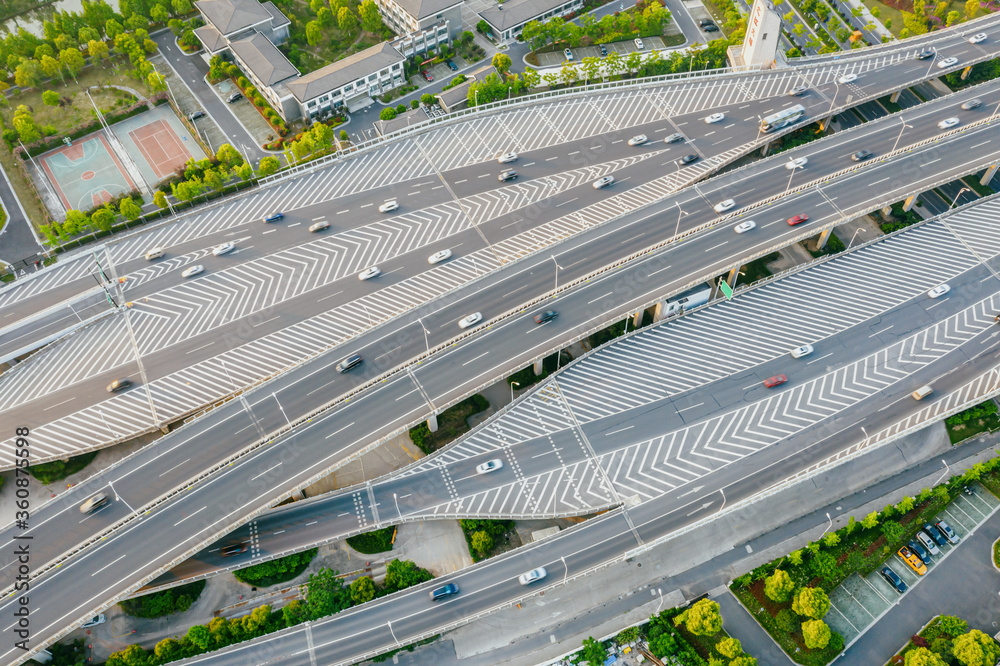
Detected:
[
  {"left": 787, "top": 214, "right": 809, "bottom": 226},
  {"left": 763, "top": 374, "right": 788, "bottom": 388},
  {"left": 421, "top": 70, "right": 433, "bottom": 81}
]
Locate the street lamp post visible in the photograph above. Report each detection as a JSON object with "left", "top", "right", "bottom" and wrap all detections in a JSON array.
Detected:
[
  {"left": 551, "top": 255, "right": 562, "bottom": 291},
  {"left": 890, "top": 118, "right": 912, "bottom": 154},
  {"left": 949, "top": 186, "right": 971, "bottom": 208},
  {"left": 784, "top": 162, "right": 801, "bottom": 195},
  {"left": 510, "top": 381, "right": 519, "bottom": 403},
  {"left": 848, "top": 227, "right": 866, "bottom": 248},
  {"left": 417, "top": 317, "right": 430, "bottom": 354}
]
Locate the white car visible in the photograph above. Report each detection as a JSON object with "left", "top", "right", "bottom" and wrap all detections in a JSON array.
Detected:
[
  {"left": 497, "top": 152, "right": 518, "bottom": 164},
  {"left": 592, "top": 176, "right": 615, "bottom": 189},
  {"left": 309, "top": 221, "right": 329, "bottom": 232},
  {"left": 968, "top": 32, "right": 987, "bottom": 44},
  {"left": 627, "top": 134, "right": 647, "bottom": 146},
  {"left": 916, "top": 530, "right": 940, "bottom": 556},
  {"left": 790, "top": 344, "right": 814, "bottom": 358},
  {"left": 212, "top": 242, "right": 235, "bottom": 256},
  {"left": 358, "top": 266, "right": 381, "bottom": 281},
  {"left": 634, "top": 37, "right": 644, "bottom": 50},
  {"left": 518, "top": 567, "right": 547, "bottom": 585},
  {"left": 476, "top": 458, "right": 503, "bottom": 474},
  {"left": 428, "top": 249, "right": 452, "bottom": 264},
  {"left": 459, "top": 312, "right": 483, "bottom": 329},
  {"left": 734, "top": 220, "right": 756, "bottom": 234},
  {"left": 705, "top": 113, "right": 725, "bottom": 124},
  {"left": 837, "top": 73, "right": 858, "bottom": 84},
  {"left": 937, "top": 56, "right": 959, "bottom": 69},
  {"left": 378, "top": 200, "right": 399, "bottom": 213},
  {"left": 937, "top": 117, "right": 960, "bottom": 129},
  {"left": 82, "top": 614, "right": 106, "bottom": 628},
  {"left": 181, "top": 265, "right": 204, "bottom": 278},
  {"left": 713, "top": 199, "right": 736, "bottom": 213},
  {"left": 927, "top": 283, "right": 950, "bottom": 298},
  {"left": 786, "top": 157, "right": 808, "bottom": 170}
]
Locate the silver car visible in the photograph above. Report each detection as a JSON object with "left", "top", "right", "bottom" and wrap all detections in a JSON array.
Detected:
[
  {"left": 358, "top": 266, "right": 381, "bottom": 281},
  {"left": 212, "top": 242, "right": 235, "bottom": 256},
  {"left": 518, "top": 567, "right": 547, "bottom": 585},
  {"left": 916, "top": 530, "right": 940, "bottom": 555},
  {"left": 80, "top": 493, "right": 110, "bottom": 514},
  {"left": 476, "top": 458, "right": 503, "bottom": 474},
  {"left": 592, "top": 176, "right": 615, "bottom": 189},
  {"left": 459, "top": 312, "right": 483, "bottom": 329}
]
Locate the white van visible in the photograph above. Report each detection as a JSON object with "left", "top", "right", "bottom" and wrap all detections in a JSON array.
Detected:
[
  {"left": 911, "top": 385, "right": 933, "bottom": 400},
  {"left": 144, "top": 248, "right": 164, "bottom": 261}
]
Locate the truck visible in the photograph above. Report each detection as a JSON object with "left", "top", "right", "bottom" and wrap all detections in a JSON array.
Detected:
[{"left": 662, "top": 287, "right": 711, "bottom": 317}]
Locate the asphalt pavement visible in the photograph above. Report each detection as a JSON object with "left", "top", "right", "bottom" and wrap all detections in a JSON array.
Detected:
[{"left": 0, "top": 166, "right": 43, "bottom": 268}]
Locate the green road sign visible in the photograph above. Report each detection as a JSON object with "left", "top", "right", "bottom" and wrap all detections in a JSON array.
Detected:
[{"left": 719, "top": 278, "right": 734, "bottom": 300}]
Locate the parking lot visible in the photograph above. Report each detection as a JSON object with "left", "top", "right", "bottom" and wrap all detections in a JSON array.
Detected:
[
  {"left": 824, "top": 484, "right": 999, "bottom": 645},
  {"left": 536, "top": 36, "right": 672, "bottom": 68},
  {"left": 410, "top": 56, "right": 468, "bottom": 90}
]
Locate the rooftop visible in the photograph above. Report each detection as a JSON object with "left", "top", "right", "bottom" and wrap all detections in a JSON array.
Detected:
[
  {"left": 389, "top": 0, "right": 464, "bottom": 21},
  {"left": 195, "top": 0, "right": 274, "bottom": 34},
  {"left": 193, "top": 24, "right": 229, "bottom": 52},
  {"left": 479, "top": 0, "right": 573, "bottom": 32},
  {"left": 230, "top": 32, "right": 299, "bottom": 86},
  {"left": 261, "top": 0, "right": 290, "bottom": 27},
  {"left": 375, "top": 107, "right": 430, "bottom": 135},
  {"left": 286, "top": 41, "right": 404, "bottom": 102}
]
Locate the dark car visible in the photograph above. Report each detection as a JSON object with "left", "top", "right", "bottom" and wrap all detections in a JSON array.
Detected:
[
  {"left": 916, "top": 49, "right": 935, "bottom": 60},
  {"left": 677, "top": 154, "right": 699, "bottom": 165},
  {"left": 923, "top": 523, "right": 948, "bottom": 547},
  {"left": 851, "top": 149, "right": 873, "bottom": 162},
  {"left": 908, "top": 539, "right": 932, "bottom": 564},
  {"left": 227, "top": 91, "right": 243, "bottom": 103},
  {"left": 445, "top": 59, "right": 458, "bottom": 71},
  {"left": 961, "top": 98, "right": 982, "bottom": 110},
  {"left": 188, "top": 109, "right": 206, "bottom": 121},
  {"left": 107, "top": 378, "right": 133, "bottom": 393},
  {"left": 421, "top": 70, "right": 433, "bottom": 81},
  {"left": 336, "top": 354, "right": 363, "bottom": 373},
  {"left": 430, "top": 583, "right": 459, "bottom": 601},
  {"left": 880, "top": 566, "right": 907, "bottom": 593},
  {"left": 220, "top": 542, "right": 248, "bottom": 557},
  {"left": 262, "top": 212, "right": 284, "bottom": 223},
  {"left": 699, "top": 18, "right": 714, "bottom": 26},
  {"left": 534, "top": 310, "right": 558, "bottom": 324},
  {"left": 498, "top": 169, "right": 518, "bottom": 182},
  {"left": 703, "top": 23, "right": 719, "bottom": 32},
  {"left": 599, "top": 44, "right": 608, "bottom": 56}
]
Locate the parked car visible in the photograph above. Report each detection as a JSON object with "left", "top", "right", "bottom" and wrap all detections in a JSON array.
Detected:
[
  {"left": 82, "top": 614, "right": 107, "bottom": 628},
  {"left": 851, "top": 149, "right": 874, "bottom": 162},
  {"left": 534, "top": 310, "right": 558, "bottom": 324},
  {"left": 181, "top": 265, "right": 204, "bottom": 278},
  {"left": 220, "top": 542, "right": 248, "bottom": 557},
  {"left": 430, "top": 583, "right": 459, "bottom": 601},
  {"left": 421, "top": 70, "right": 433, "bottom": 81},
  {"left": 107, "top": 378, "right": 132, "bottom": 393},
  {"left": 880, "top": 566, "right": 907, "bottom": 593},
  {"left": 924, "top": 523, "right": 949, "bottom": 547},
  {"left": 787, "top": 86, "right": 808, "bottom": 96},
  {"left": 787, "top": 214, "right": 809, "bottom": 226},
  {"left": 459, "top": 312, "right": 483, "bottom": 329},
  {"left": 564, "top": 48, "right": 573, "bottom": 61},
  {"left": 916, "top": 530, "right": 940, "bottom": 556},
  {"left": 837, "top": 73, "right": 858, "bottom": 84},
  {"left": 763, "top": 374, "right": 788, "bottom": 388},
  {"left": 428, "top": 249, "right": 453, "bottom": 264},
  {"left": 699, "top": 18, "right": 715, "bottom": 26},
  {"left": 703, "top": 23, "right": 719, "bottom": 32},
  {"left": 227, "top": 91, "right": 243, "bottom": 103},
  {"left": 927, "top": 283, "right": 950, "bottom": 298},
  {"left": 791, "top": 344, "right": 814, "bottom": 358},
  {"left": 664, "top": 133, "right": 685, "bottom": 143},
  {"left": 476, "top": 459, "right": 503, "bottom": 474},
  {"left": 497, "top": 152, "right": 518, "bottom": 164},
  {"left": 592, "top": 176, "right": 615, "bottom": 189},
  {"left": 358, "top": 266, "right": 381, "bottom": 281},
  {"left": 935, "top": 520, "right": 960, "bottom": 544},
  {"left": 518, "top": 567, "right": 548, "bottom": 585},
  {"left": 213, "top": 242, "right": 236, "bottom": 256},
  {"left": 962, "top": 99, "right": 982, "bottom": 110},
  {"left": 677, "top": 154, "right": 699, "bottom": 165},
  {"left": 908, "top": 539, "right": 932, "bottom": 564},
  {"left": 897, "top": 546, "right": 927, "bottom": 575},
  {"left": 445, "top": 59, "right": 458, "bottom": 71},
  {"left": 937, "top": 57, "right": 959, "bottom": 69},
  {"left": 713, "top": 199, "right": 736, "bottom": 213},
  {"left": 188, "top": 109, "right": 206, "bottom": 121},
  {"left": 262, "top": 212, "right": 284, "bottom": 223},
  {"left": 336, "top": 354, "right": 362, "bottom": 373},
  {"left": 734, "top": 220, "right": 756, "bottom": 234},
  {"left": 634, "top": 37, "right": 644, "bottom": 49},
  {"left": 79, "top": 493, "right": 110, "bottom": 514},
  {"left": 378, "top": 200, "right": 399, "bottom": 213},
  {"left": 599, "top": 44, "right": 608, "bottom": 56},
  {"left": 628, "top": 134, "right": 648, "bottom": 146},
  {"left": 309, "top": 220, "right": 329, "bottom": 232},
  {"left": 705, "top": 112, "right": 725, "bottom": 124},
  {"left": 498, "top": 169, "right": 518, "bottom": 182}
]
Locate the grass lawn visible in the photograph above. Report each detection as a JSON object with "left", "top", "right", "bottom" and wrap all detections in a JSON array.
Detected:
[
  {"left": 460, "top": 519, "right": 520, "bottom": 562},
  {"left": 408, "top": 394, "right": 489, "bottom": 455},
  {"left": 947, "top": 414, "right": 1000, "bottom": 444},
  {"left": 277, "top": 0, "right": 394, "bottom": 75},
  {"left": 28, "top": 452, "right": 97, "bottom": 485},
  {"left": 994, "top": 538, "right": 1000, "bottom": 568},
  {"left": 740, "top": 251, "right": 781, "bottom": 286},
  {"left": 346, "top": 526, "right": 395, "bottom": 554}
]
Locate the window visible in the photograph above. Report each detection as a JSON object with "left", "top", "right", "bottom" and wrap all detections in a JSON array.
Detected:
[
  {"left": 308, "top": 100, "right": 316, "bottom": 107},
  {"left": 320, "top": 95, "right": 329, "bottom": 102}
]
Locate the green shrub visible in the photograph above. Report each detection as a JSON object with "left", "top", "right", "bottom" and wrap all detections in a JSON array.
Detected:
[
  {"left": 346, "top": 527, "right": 395, "bottom": 554},
  {"left": 27, "top": 452, "right": 98, "bottom": 484},
  {"left": 233, "top": 548, "right": 318, "bottom": 587},
  {"left": 118, "top": 580, "right": 206, "bottom": 618}
]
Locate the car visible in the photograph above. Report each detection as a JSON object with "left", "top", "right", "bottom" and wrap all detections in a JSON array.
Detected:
[
  {"left": 927, "top": 283, "right": 950, "bottom": 298},
  {"left": 498, "top": 169, "right": 518, "bottom": 182},
  {"left": 936, "top": 520, "right": 960, "bottom": 544},
  {"left": 734, "top": 220, "right": 756, "bottom": 234},
  {"left": 628, "top": 134, "right": 648, "bottom": 146},
  {"left": 969, "top": 32, "right": 987, "bottom": 44},
  {"left": 220, "top": 542, "right": 248, "bottom": 557},
  {"left": 937, "top": 56, "right": 959, "bottom": 69},
  {"left": 787, "top": 86, "right": 808, "bottom": 96},
  {"left": 107, "top": 378, "right": 132, "bottom": 393},
  {"left": 564, "top": 48, "right": 574, "bottom": 61},
  {"left": 428, "top": 249, "right": 453, "bottom": 264},
  {"left": 924, "top": 523, "right": 949, "bottom": 547},
  {"left": 705, "top": 113, "right": 725, "bottom": 124},
  {"left": 837, "top": 73, "right": 858, "bottom": 84},
  {"left": 699, "top": 18, "right": 715, "bottom": 26},
  {"left": 79, "top": 492, "right": 110, "bottom": 514},
  {"left": 703, "top": 23, "right": 719, "bottom": 32},
  {"left": 908, "top": 539, "right": 932, "bottom": 564},
  {"left": 786, "top": 157, "right": 808, "bottom": 170},
  {"left": 763, "top": 374, "right": 788, "bottom": 388},
  {"left": 82, "top": 614, "right": 107, "bottom": 628},
  {"left": 378, "top": 200, "right": 399, "bottom": 213},
  {"left": 787, "top": 214, "right": 809, "bottom": 226},
  {"left": 851, "top": 149, "right": 873, "bottom": 162},
  {"left": 144, "top": 247, "right": 165, "bottom": 261},
  {"left": 634, "top": 37, "right": 644, "bottom": 50},
  {"left": 262, "top": 212, "right": 284, "bottom": 223},
  {"left": 713, "top": 199, "right": 736, "bottom": 213},
  {"left": 497, "top": 152, "right": 518, "bottom": 164},
  {"left": 664, "top": 133, "right": 685, "bottom": 143},
  {"left": 227, "top": 91, "right": 243, "bottom": 103},
  {"left": 791, "top": 344, "right": 814, "bottom": 358},
  {"left": 421, "top": 70, "right": 433, "bottom": 81},
  {"left": 446, "top": 59, "right": 458, "bottom": 71},
  {"left": 897, "top": 546, "right": 927, "bottom": 575},
  {"left": 916, "top": 530, "right": 940, "bottom": 556},
  {"left": 599, "top": 44, "right": 608, "bottom": 56},
  {"left": 961, "top": 99, "right": 982, "bottom": 110},
  {"left": 212, "top": 242, "right": 236, "bottom": 256},
  {"left": 181, "top": 265, "right": 204, "bottom": 278},
  {"left": 430, "top": 583, "right": 459, "bottom": 601},
  {"left": 336, "top": 354, "right": 362, "bottom": 373},
  {"left": 534, "top": 310, "right": 558, "bottom": 324},
  {"left": 476, "top": 459, "right": 503, "bottom": 474},
  {"left": 937, "top": 117, "right": 960, "bottom": 130},
  {"left": 593, "top": 176, "right": 615, "bottom": 189},
  {"left": 916, "top": 48, "right": 935, "bottom": 60},
  {"left": 188, "top": 109, "right": 206, "bottom": 121},
  {"left": 358, "top": 266, "right": 381, "bottom": 281},
  {"left": 880, "top": 567, "right": 908, "bottom": 593},
  {"left": 678, "top": 154, "right": 699, "bottom": 165},
  {"left": 518, "top": 567, "right": 548, "bottom": 585},
  {"left": 309, "top": 220, "right": 329, "bottom": 232},
  {"left": 459, "top": 312, "right": 483, "bottom": 329}
]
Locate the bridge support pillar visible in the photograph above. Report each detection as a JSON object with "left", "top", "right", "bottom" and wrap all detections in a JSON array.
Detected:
[
  {"left": 982, "top": 164, "right": 998, "bottom": 187},
  {"left": 632, "top": 310, "right": 642, "bottom": 328},
  {"left": 818, "top": 114, "right": 833, "bottom": 131},
  {"left": 653, "top": 301, "right": 665, "bottom": 322},
  {"left": 727, "top": 266, "right": 740, "bottom": 288},
  {"left": 961, "top": 66, "right": 973, "bottom": 81},
  {"left": 760, "top": 140, "right": 773, "bottom": 157},
  {"left": 889, "top": 90, "right": 901, "bottom": 104},
  {"left": 533, "top": 358, "right": 544, "bottom": 376},
  {"left": 881, "top": 205, "right": 893, "bottom": 217},
  {"left": 901, "top": 194, "right": 918, "bottom": 212},
  {"left": 159, "top": 425, "right": 170, "bottom": 435},
  {"left": 815, "top": 228, "right": 833, "bottom": 250},
  {"left": 427, "top": 413, "right": 438, "bottom": 432}
]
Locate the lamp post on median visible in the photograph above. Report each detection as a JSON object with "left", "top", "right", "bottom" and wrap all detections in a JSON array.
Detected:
[
  {"left": 890, "top": 117, "right": 912, "bottom": 154},
  {"left": 784, "top": 161, "right": 802, "bottom": 195},
  {"left": 551, "top": 255, "right": 562, "bottom": 291},
  {"left": 417, "top": 317, "right": 431, "bottom": 354}
]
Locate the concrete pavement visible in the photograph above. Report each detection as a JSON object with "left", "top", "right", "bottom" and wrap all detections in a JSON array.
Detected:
[{"left": 0, "top": 163, "right": 43, "bottom": 268}]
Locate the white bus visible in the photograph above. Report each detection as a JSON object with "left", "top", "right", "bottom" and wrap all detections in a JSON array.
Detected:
[{"left": 761, "top": 104, "right": 806, "bottom": 133}]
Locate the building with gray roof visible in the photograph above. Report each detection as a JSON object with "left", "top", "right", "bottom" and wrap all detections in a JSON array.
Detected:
[{"left": 479, "top": 0, "right": 583, "bottom": 42}]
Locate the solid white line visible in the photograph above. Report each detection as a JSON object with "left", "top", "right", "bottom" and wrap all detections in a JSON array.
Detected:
[
  {"left": 325, "top": 422, "right": 356, "bottom": 440},
  {"left": 588, "top": 291, "right": 613, "bottom": 305},
  {"left": 173, "top": 506, "right": 206, "bottom": 527},
  {"left": 253, "top": 316, "right": 280, "bottom": 328},
  {"left": 605, "top": 425, "right": 634, "bottom": 436},
  {"left": 462, "top": 351, "right": 489, "bottom": 366},
  {"left": 43, "top": 398, "right": 75, "bottom": 411},
  {"left": 91, "top": 554, "right": 126, "bottom": 577},
  {"left": 158, "top": 458, "right": 191, "bottom": 478},
  {"left": 250, "top": 462, "right": 282, "bottom": 481},
  {"left": 186, "top": 342, "right": 215, "bottom": 354},
  {"left": 677, "top": 402, "right": 704, "bottom": 413}
]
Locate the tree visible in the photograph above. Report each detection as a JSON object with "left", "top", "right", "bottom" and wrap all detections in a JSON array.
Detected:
[
  {"left": 317, "top": 7, "right": 334, "bottom": 27},
  {"left": 716, "top": 637, "right": 742, "bottom": 659},
  {"left": 940, "top": 616, "right": 969, "bottom": 637},
  {"left": 861, "top": 511, "right": 879, "bottom": 529},
  {"left": 492, "top": 53, "right": 512, "bottom": 73},
  {"left": 823, "top": 532, "right": 840, "bottom": 548},
  {"left": 310, "top": 122, "right": 333, "bottom": 149},
  {"left": 42, "top": 90, "right": 60, "bottom": 106},
  {"left": 802, "top": 619, "right": 831, "bottom": 650},
  {"left": 965, "top": 0, "right": 978, "bottom": 17},
  {"left": 880, "top": 520, "right": 903, "bottom": 544},
  {"left": 14, "top": 59, "right": 41, "bottom": 89},
  {"left": 216, "top": 143, "right": 244, "bottom": 167},
  {"left": 764, "top": 570, "right": 795, "bottom": 604},
  {"left": 349, "top": 576, "right": 376, "bottom": 605},
  {"left": 235, "top": 162, "right": 253, "bottom": 180},
  {"left": 148, "top": 70, "right": 166, "bottom": 92},
  {"left": 173, "top": 0, "right": 193, "bottom": 13},
  {"left": 731, "top": 658, "right": 758, "bottom": 666},
  {"left": 358, "top": 0, "right": 382, "bottom": 32},
  {"left": 945, "top": 10, "right": 960, "bottom": 25},
  {"left": 676, "top": 598, "right": 722, "bottom": 636},
  {"left": 304, "top": 568, "right": 350, "bottom": 620},
  {"left": 257, "top": 156, "right": 280, "bottom": 177},
  {"left": 106, "top": 644, "right": 149, "bottom": 666},
  {"left": 420, "top": 93, "right": 435, "bottom": 106},
  {"left": 906, "top": 647, "right": 948, "bottom": 666},
  {"left": 13, "top": 106, "right": 41, "bottom": 143},
  {"left": 471, "top": 530, "right": 493, "bottom": 557},
  {"left": 39, "top": 54, "right": 63, "bottom": 83},
  {"left": 579, "top": 637, "right": 607, "bottom": 666},
  {"left": 106, "top": 18, "right": 124, "bottom": 40},
  {"left": 91, "top": 207, "right": 116, "bottom": 232},
  {"left": 187, "top": 624, "right": 211, "bottom": 651},
  {"left": 120, "top": 197, "right": 142, "bottom": 221},
  {"left": 792, "top": 587, "right": 830, "bottom": 619},
  {"left": 150, "top": 3, "right": 170, "bottom": 22},
  {"left": 338, "top": 7, "right": 359, "bottom": 34},
  {"left": 811, "top": 551, "right": 837, "bottom": 583},
  {"left": 382, "top": 559, "right": 432, "bottom": 593},
  {"left": 153, "top": 191, "right": 169, "bottom": 209},
  {"left": 89, "top": 39, "right": 110, "bottom": 64},
  {"left": 953, "top": 630, "right": 1000, "bottom": 666},
  {"left": 339, "top": 129, "right": 349, "bottom": 141},
  {"left": 306, "top": 20, "right": 322, "bottom": 46},
  {"left": 395, "top": 103, "right": 406, "bottom": 114},
  {"left": 379, "top": 107, "right": 397, "bottom": 121}
]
